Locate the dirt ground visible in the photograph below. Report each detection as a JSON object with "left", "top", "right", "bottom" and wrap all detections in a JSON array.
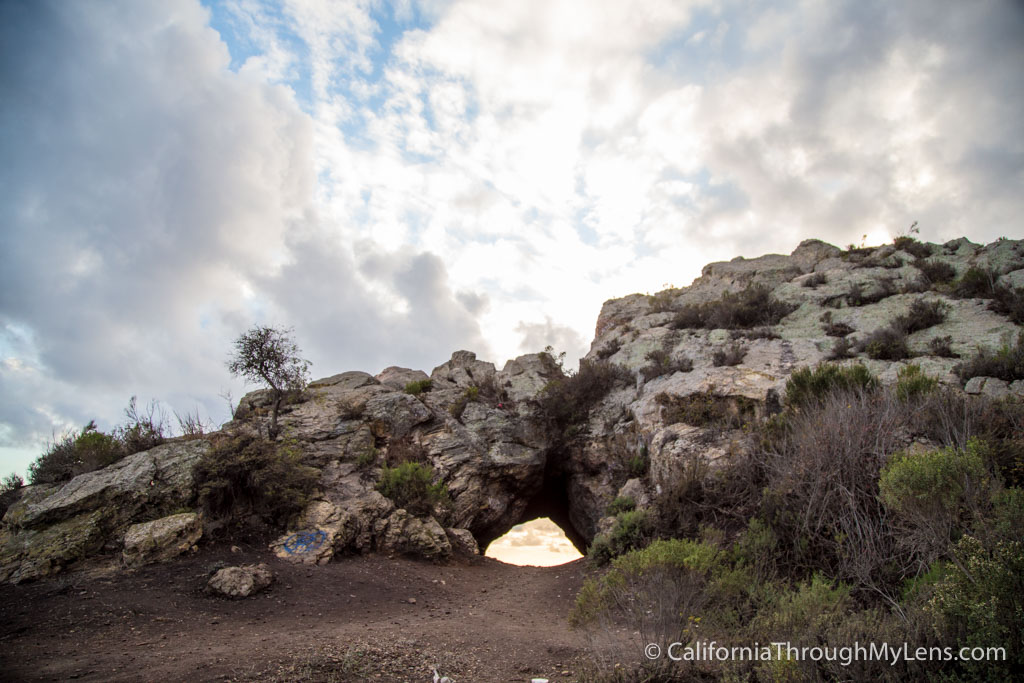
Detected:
[{"left": 0, "top": 544, "right": 595, "bottom": 682}]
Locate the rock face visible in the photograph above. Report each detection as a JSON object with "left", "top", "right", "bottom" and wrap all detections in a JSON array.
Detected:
[
  {"left": 0, "top": 440, "right": 209, "bottom": 583},
  {"left": 122, "top": 512, "right": 202, "bottom": 568},
  {"left": 2, "top": 237, "right": 1022, "bottom": 581},
  {"left": 207, "top": 563, "right": 274, "bottom": 598}
]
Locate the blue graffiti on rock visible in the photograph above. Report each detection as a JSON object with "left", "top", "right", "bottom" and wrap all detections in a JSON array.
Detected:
[{"left": 282, "top": 529, "right": 328, "bottom": 554}]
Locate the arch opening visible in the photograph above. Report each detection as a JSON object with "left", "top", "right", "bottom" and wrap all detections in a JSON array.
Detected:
[{"left": 484, "top": 517, "right": 583, "bottom": 566}]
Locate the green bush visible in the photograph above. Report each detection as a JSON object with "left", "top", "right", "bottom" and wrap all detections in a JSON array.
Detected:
[
  {"left": 448, "top": 385, "right": 479, "bottom": 419},
  {"left": 893, "top": 298, "right": 950, "bottom": 334},
  {"left": 711, "top": 342, "right": 746, "bottom": 366},
  {"left": 375, "top": 461, "right": 449, "bottom": 517},
  {"left": 914, "top": 258, "right": 957, "bottom": 285},
  {"left": 655, "top": 391, "right": 757, "bottom": 427},
  {"left": 954, "top": 266, "right": 999, "bottom": 299},
  {"left": 990, "top": 284, "right": 1024, "bottom": 324},
  {"left": 28, "top": 421, "right": 126, "bottom": 485},
  {"left": 115, "top": 396, "right": 167, "bottom": 454},
  {"left": 639, "top": 348, "right": 692, "bottom": 382},
  {"left": 403, "top": 379, "right": 432, "bottom": 395},
  {"left": 955, "top": 332, "right": 1024, "bottom": 384},
  {"left": 671, "top": 284, "right": 797, "bottom": 330},
  {"left": 193, "top": 434, "right": 320, "bottom": 530},
  {"left": 928, "top": 535, "right": 1024, "bottom": 678},
  {"left": 587, "top": 508, "right": 654, "bottom": 565},
  {"left": 606, "top": 495, "right": 636, "bottom": 516},
  {"left": 0, "top": 472, "right": 24, "bottom": 519},
  {"left": 784, "top": 363, "right": 878, "bottom": 408},
  {"left": 895, "top": 364, "right": 939, "bottom": 401},
  {"left": 538, "top": 360, "right": 631, "bottom": 437},
  {"left": 858, "top": 326, "right": 911, "bottom": 360}
]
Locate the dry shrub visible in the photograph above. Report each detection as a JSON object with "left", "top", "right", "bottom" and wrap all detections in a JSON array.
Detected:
[
  {"left": 712, "top": 342, "right": 747, "bottom": 366},
  {"left": 671, "top": 284, "right": 797, "bottom": 330}
]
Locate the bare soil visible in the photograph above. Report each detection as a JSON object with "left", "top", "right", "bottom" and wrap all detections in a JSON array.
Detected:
[{"left": 0, "top": 544, "right": 592, "bottom": 682}]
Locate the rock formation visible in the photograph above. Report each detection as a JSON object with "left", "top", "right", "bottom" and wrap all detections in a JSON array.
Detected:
[{"left": 2, "top": 236, "right": 1021, "bottom": 582}]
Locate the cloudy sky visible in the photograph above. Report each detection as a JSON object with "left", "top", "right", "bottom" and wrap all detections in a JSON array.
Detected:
[{"left": 2, "top": 0, "right": 1022, "bottom": 479}]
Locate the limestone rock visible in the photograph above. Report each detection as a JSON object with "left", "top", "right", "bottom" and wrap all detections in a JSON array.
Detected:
[
  {"left": 122, "top": 512, "right": 201, "bottom": 568},
  {"left": 207, "top": 563, "right": 274, "bottom": 598},
  {"left": 375, "top": 366, "right": 430, "bottom": 391},
  {"left": 964, "top": 376, "right": 1010, "bottom": 399},
  {"left": 446, "top": 528, "right": 480, "bottom": 556},
  {"left": 377, "top": 510, "right": 452, "bottom": 561}
]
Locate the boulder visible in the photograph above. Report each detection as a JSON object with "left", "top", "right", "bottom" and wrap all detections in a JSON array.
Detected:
[
  {"left": 964, "top": 376, "right": 1010, "bottom": 399},
  {"left": 376, "top": 510, "right": 452, "bottom": 561},
  {"left": 122, "top": 512, "right": 201, "bottom": 568},
  {"left": 446, "top": 528, "right": 480, "bottom": 556},
  {"left": 207, "top": 563, "right": 274, "bottom": 598}
]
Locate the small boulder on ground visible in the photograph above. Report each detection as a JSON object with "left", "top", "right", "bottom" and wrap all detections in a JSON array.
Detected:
[{"left": 207, "top": 563, "right": 274, "bottom": 598}]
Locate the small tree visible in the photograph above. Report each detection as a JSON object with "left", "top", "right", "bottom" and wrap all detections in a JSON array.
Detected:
[{"left": 227, "top": 325, "right": 311, "bottom": 439}]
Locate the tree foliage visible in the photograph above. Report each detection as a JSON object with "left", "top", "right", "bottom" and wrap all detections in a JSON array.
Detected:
[{"left": 227, "top": 325, "right": 311, "bottom": 438}]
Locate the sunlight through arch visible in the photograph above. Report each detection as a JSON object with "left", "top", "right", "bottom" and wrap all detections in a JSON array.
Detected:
[{"left": 484, "top": 517, "right": 584, "bottom": 566}]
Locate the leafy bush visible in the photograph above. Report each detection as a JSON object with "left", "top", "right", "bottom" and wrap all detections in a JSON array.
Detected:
[
  {"left": 928, "top": 335, "right": 957, "bottom": 358},
  {"left": 671, "top": 284, "right": 797, "bottom": 330},
  {"left": 447, "top": 386, "right": 479, "bottom": 419},
  {"left": 403, "top": 379, "right": 433, "bottom": 396},
  {"left": 606, "top": 495, "right": 636, "bottom": 516},
  {"left": 538, "top": 360, "right": 631, "bottom": 437},
  {"left": 953, "top": 266, "right": 999, "bottom": 299},
  {"left": 954, "top": 332, "right": 1024, "bottom": 384},
  {"left": 893, "top": 236, "right": 933, "bottom": 259},
  {"left": 879, "top": 441, "right": 992, "bottom": 569},
  {"left": 0, "top": 473, "right": 24, "bottom": 519},
  {"left": 375, "top": 461, "right": 449, "bottom": 517},
  {"left": 893, "top": 298, "right": 950, "bottom": 334},
  {"left": 587, "top": 508, "right": 654, "bottom": 565},
  {"left": 712, "top": 342, "right": 747, "bottom": 366},
  {"left": 802, "top": 272, "right": 827, "bottom": 288},
  {"left": 784, "top": 363, "right": 878, "bottom": 408},
  {"left": 354, "top": 446, "right": 378, "bottom": 469},
  {"left": 28, "top": 421, "right": 126, "bottom": 485},
  {"left": 858, "top": 326, "right": 911, "bottom": 360},
  {"left": 990, "top": 283, "right": 1024, "bottom": 324},
  {"left": 655, "top": 391, "right": 757, "bottom": 428},
  {"left": 193, "top": 434, "right": 319, "bottom": 531},
  {"left": 928, "top": 535, "right": 1024, "bottom": 678},
  {"left": 639, "top": 348, "right": 693, "bottom": 382},
  {"left": 895, "top": 364, "right": 939, "bottom": 402},
  {"left": 914, "top": 258, "right": 957, "bottom": 285}
]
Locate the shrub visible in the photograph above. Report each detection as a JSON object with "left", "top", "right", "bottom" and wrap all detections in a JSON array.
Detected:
[
  {"left": 784, "top": 363, "right": 878, "bottom": 408},
  {"left": 116, "top": 396, "right": 167, "bottom": 454},
  {"left": 928, "top": 535, "right": 1024, "bottom": 677},
  {"left": 712, "top": 342, "right": 747, "bottom": 366},
  {"left": 953, "top": 266, "right": 999, "bottom": 299},
  {"left": 639, "top": 348, "right": 693, "bottom": 382},
  {"left": 827, "top": 336, "right": 856, "bottom": 360},
  {"left": 227, "top": 324, "right": 311, "bottom": 438},
  {"left": 375, "top": 461, "right": 449, "bottom": 517},
  {"left": 879, "top": 441, "right": 992, "bottom": 570},
  {"left": 895, "top": 364, "right": 938, "bottom": 401},
  {"left": 990, "top": 284, "right": 1024, "bottom": 324},
  {"left": 538, "top": 360, "right": 632, "bottom": 437},
  {"left": 914, "top": 258, "right": 957, "bottom": 285},
  {"left": 193, "top": 434, "right": 320, "bottom": 531},
  {"left": 403, "top": 379, "right": 432, "bottom": 396},
  {"left": 802, "top": 272, "right": 827, "bottom": 288},
  {"left": 893, "top": 236, "right": 932, "bottom": 259},
  {"left": 892, "top": 298, "right": 949, "bottom": 334},
  {"left": 593, "top": 338, "right": 622, "bottom": 361},
  {"left": 175, "top": 407, "right": 212, "bottom": 438},
  {"left": 606, "top": 495, "right": 636, "bottom": 516},
  {"left": 954, "top": 332, "right": 1024, "bottom": 384},
  {"left": 655, "top": 391, "right": 757, "bottom": 428},
  {"left": 447, "top": 386, "right": 479, "bottom": 419},
  {"left": 729, "top": 327, "right": 780, "bottom": 340},
  {"left": 587, "top": 508, "right": 654, "bottom": 565},
  {"left": 354, "top": 446, "right": 377, "bottom": 469},
  {"left": 858, "top": 326, "right": 911, "bottom": 360},
  {"left": 27, "top": 421, "right": 126, "bottom": 485},
  {"left": 671, "top": 284, "right": 797, "bottom": 330},
  {"left": 384, "top": 434, "right": 429, "bottom": 465},
  {"left": 820, "top": 311, "right": 855, "bottom": 337},
  {"left": 0, "top": 473, "right": 24, "bottom": 519},
  {"left": 646, "top": 289, "right": 679, "bottom": 313},
  {"left": 928, "top": 335, "right": 957, "bottom": 358}
]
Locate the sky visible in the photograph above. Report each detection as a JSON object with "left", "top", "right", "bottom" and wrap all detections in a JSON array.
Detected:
[
  {"left": 485, "top": 517, "right": 583, "bottom": 566},
  {"left": 1, "top": 0, "right": 1023, "bottom": 480}
]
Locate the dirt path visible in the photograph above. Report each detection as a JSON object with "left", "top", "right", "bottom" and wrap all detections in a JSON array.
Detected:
[{"left": 0, "top": 545, "right": 592, "bottom": 682}]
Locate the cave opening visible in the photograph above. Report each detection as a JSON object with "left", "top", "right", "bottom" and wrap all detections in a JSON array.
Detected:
[{"left": 482, "top": 458, "right": 588, "bottom": 566}]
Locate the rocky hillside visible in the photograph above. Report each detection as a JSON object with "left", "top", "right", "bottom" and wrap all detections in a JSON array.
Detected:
[{"left": 2, "top": 236, "right": 1022, "bottom": 584}]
